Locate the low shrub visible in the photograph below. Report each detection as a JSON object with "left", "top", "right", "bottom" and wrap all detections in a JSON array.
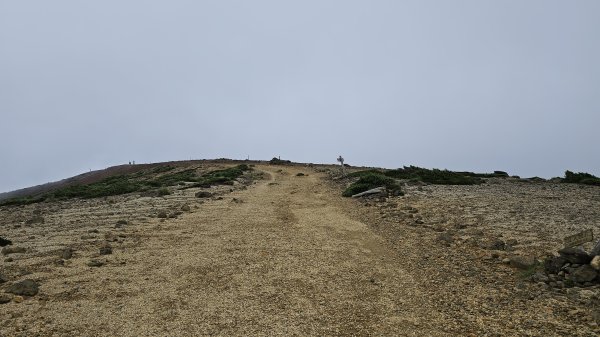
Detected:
[
  {"left": 384, "top": 166, "right": 483, "bottom": 185},
  {"left": 563, "top": 171, "right": 600, "bottom": 186},
  {"left": 342, "top": 173, "right": 403, "bottom": 197}
]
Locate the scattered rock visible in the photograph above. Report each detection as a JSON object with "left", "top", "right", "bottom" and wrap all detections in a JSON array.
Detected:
[
  {"left": 590, "top": 240, "right": 600, "bottom": 257},
  {"left": 544, "top": 256, "right": 569, "bottom": 274},
  {"left": 437, "top": 232, "right": 454, "bottom": 246},
  {"left": 502, "top": 258, "right": 511, "bottom": 264},
  {"left": 87, "top": 259, "right": 104, "bottom": 267},
  {"left": 116, "top": 219, "right": 128, "bottom": 225},
  {"left": 415, "top": 219, "right": 425, "bottom": 225},
  {"left": 296, "top": 173, "right": 305, "bottom": 176},
  {"left": 181, "top": 205, "right": 191, "bottom": 212},
  {"left": 570, "top": 265, "right": 598, "bottom": 283},
  {"left": 0, "top": 273, "right": 7, "bottom": 283},
  {"left": 509, "top": 255, "right": 537, "bottom": 270},
  {"left": 157, "top": 211, "right": 168, "bottom": 219},
  {"left": 195, "top": 191, "right": 213, "bottom": 198},
  {"left": 60, "top": 248, "right": 73, "bottom": 260},
  {"left": 0, "top": 237, "right": 12, "bottom": 247},
  {"left": 591, "top": 256, "right": 600, "bottom": 271},
  {"left": 559, "top": 247, "right": 592, "bottom": 264},
  {"left": 5, "top": 257, "right": 14, "bottom": 262},
  {"left": 0, "top": 294, "right": 12, "bottom": 304},
  {"left": 531, "top": 272, "right": 549, "bottom": 283},
  {"left": 6, "top": 279, "right": 40, "bottom": 296},
  {"left": 232, "top": 198, "right": 243, "bottom": 204},
  {"left": 13, "top": 296, "right": 24, "bottom": 303},
  {"left": 1, "top": 246, "right": 26, "bottom": 255},
  {"left": 99, "top": 246, "right": 112, "bottom": 255},
  {"left": 482, "top": 238, "right": 506, "bottom": 250}
]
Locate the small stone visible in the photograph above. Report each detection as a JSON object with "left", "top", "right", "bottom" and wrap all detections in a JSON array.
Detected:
[
  {"left": 195, "top": 191, "right": 212, "bottom": 198},
  {"left": 437, "top": 232, "right": 454, "bottom": 245},
  {"left": 6, "top": 279, "right": 40, "bottom": 296},
  {"left": 0, "top": 294, "right": 12, "bottom": 304},
  {"left": 509, "top": 255, "right": 536, "bottom": 270},
  {"left": 415, "top": 219, "right": 424, "bottom": 225},
  {"left": 157, "top": 211, "right": 168, "bottom": 219},
  {"left": 0, "top": 236, "right": 12, "bottom": 247},
  {"left": 99, "top": 247, "right": 112, "bottom": 255},
  {"left": 1, "top": 246, "right": 26, "bottom": 255},
  {"left": 13, "top": 296, "right": 23, "bottom": 303},
  {"left": 502, "top": 258, "right": 511, "bottom": 264},
  {"left": 60, "top": 248, "right": 73, "bottom": 260},
  {"left": 0, "top": 273, "right": 7, "bottom": 283},
  {"left": 181, "top": 205, "right": 191, "bottom": 212},
  {"left": 482, "top": 238, "right": 506, "bottom": 250},
  {"left": 590, "top": 256, "right": 600, "bottom": 271},
  {"left": 87, "top": 259, "right": 104, "bottom": 267},
  {"left": 116, "top": 220, "right": 128, "bottom": 226},
  {"left": 5, "top": 257, "right": 13, "bottom": 262}
]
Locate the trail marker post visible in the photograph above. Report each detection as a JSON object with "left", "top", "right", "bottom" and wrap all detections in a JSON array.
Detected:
[{"left": 337, "top": 155, "right": 346, "bottom": 177}]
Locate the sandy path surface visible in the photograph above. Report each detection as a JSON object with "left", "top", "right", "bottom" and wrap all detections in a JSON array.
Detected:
[{"left": 1, "top": 166, "right": 440, "bottom": 336}]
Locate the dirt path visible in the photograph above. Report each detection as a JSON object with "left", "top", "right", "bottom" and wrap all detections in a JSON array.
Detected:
[{"left": 3, "top": 165, "right": 447, "bottom": 336}]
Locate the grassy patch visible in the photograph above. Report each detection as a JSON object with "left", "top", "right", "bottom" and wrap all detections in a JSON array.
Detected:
[
  {"left": 342, "top": 173, "right": 403, "bottom": 197},
  {"left": 0, "top": 164, "right": 253, "bottom": 206}
]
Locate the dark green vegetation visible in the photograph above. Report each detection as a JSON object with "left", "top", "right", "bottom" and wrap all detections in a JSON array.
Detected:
[
  {"left": 343, "top": 172, "right": 403, "bottom": 197},
  {"left": 384, "top": 166, "right": 484, "bottom": 185},
  {"left": 269, "top": 157, "right": 292, "bottom": 165},
  {"left": 348, "top": 166, "right": 485, "bottom": 186},
  {"left": 0, "top": 164, "right": 252, "bottom": 206},
  {"left": 563, "top": 170, "right": 600, "bottom": 186}
]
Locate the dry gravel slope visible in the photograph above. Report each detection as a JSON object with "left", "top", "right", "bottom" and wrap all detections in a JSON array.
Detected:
[{"left": 1, "top": 164, "right": 599, "bottom": 336}]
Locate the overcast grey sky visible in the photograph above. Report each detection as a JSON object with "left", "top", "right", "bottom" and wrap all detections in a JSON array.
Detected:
[{"left": 1, "top": 1, "right": 599, "bottom": 192}]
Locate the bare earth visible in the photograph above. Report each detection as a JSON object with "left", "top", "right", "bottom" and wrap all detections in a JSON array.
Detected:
[{"left": 1, "top": 164, "right": 599, "bottom": 336}]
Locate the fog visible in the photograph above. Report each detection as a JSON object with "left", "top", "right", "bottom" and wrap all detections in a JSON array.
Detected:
[{"left": 1, "top": 0, "right": 599, "bottom": 192}]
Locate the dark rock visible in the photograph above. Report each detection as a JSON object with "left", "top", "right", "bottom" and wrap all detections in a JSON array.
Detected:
[
  {"left": 415, "top": 219, "right": 424, "bottom": 225},
  {"left": 157, "top": 211, "right": 168, "bottom": 218},
  {"left": 87, "top": 259, "right": 104, "bottom": 267},
  {"left": 0, "top": 273, "right": 7, "bottom": 283},
  {"left": 559, "top": 247, "right": 592, "bottom": 264},
  {"left": 482, "top": 238, "right": 506, "bottom": 250},
  {"left": 509, "top": 255, "right": 537, "bottom": 270},
  {"left": 195, "top": 191, "right": 213, "bottom": 198},
  {"left": 4, "top": 257, "right": 13, "bottom": 262},
  {"left": 116, "top": 219, "right": 128, "bottom": 225},
  {"left": 60, "top": 248, "right": 73, "bottom": 260},
  {"left": 0, "top": 294, "right": 12, "bottom": 304},
  {"left": 0, "top": 237, "right": 12, "bottom": 247},
  {"left": 99, "top": 247, "right": 112, "bottom": 255},
  {"left": 181, "top": 205, "right": 191, "bottom": 212},
  {"left": 590, "top": 240, "right": 600, "bottom": 257},
  {"left": 6, "top": 279, "right": 39, "bottom": 296},
  {"left": 570, "top": 265, "right": 598, "bottom": 283},
  {"left": 544, "top": 255, "right": 568, "bottom": 274},
  {"left": 1, "top": 246, "right": 26, "bottom": 255}
]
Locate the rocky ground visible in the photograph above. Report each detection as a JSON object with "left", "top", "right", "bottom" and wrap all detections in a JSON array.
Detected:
[
  {"left": 333, "top": 174, "right": 600, "bottom": 336},
  {"left": 0, "top": 163, "right": 599, "bottom": 336}
]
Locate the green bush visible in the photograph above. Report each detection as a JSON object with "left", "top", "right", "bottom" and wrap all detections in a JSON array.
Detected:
[
  {"left": 563, "top": 170, "right": 600, "bottom": 186},
  {"left": 384, "top": 166, "right": 483, "bottom": 185},
  {"left": 157, "top": 188, "right": 171, "bottom": 196},
  {"left": 342, "top": 173, "right": 402, "bottom": 197}
]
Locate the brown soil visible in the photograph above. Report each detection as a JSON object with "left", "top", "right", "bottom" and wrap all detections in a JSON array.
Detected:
[{"left": 0, "top": 164, "right": 598, "bottom": 336}]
